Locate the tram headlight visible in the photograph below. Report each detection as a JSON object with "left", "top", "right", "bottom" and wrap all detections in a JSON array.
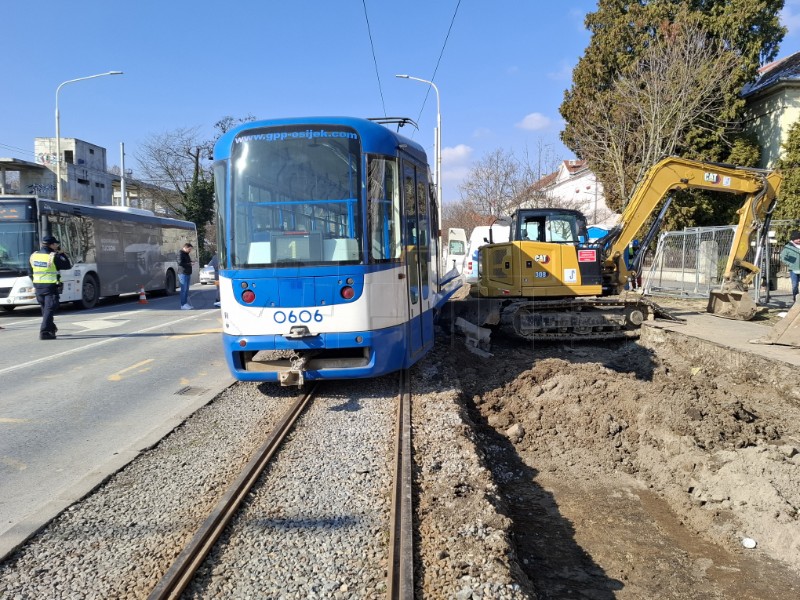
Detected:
[
  {"left": 340, "top": 286, "right": 355, "bottom": 300},
  {"left": 242, "top": 289, "right": 256, "bottom": 303}
]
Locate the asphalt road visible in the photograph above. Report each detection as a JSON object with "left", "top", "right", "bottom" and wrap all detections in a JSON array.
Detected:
[{"left": 0, "top": 283, "right": 234, "bottom": 559}]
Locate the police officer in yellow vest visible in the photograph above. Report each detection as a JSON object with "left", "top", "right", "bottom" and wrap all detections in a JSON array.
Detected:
[{"left": 29, "top": 235, "right": 72, "bottom": 340}]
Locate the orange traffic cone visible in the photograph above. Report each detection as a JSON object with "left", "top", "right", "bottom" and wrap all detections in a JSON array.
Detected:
[{"left": 138, "top": 285, "right": 148, "bottom": 304}]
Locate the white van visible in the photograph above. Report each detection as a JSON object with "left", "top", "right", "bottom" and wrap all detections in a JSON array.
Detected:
[
  {"left": 463, "top": 223, "right": 511, "bottom": 286},
  {"left": 443, "top": 227, "right": 467, "bottom": 274}
]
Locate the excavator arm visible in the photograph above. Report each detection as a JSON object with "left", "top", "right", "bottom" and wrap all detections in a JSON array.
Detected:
[{"left": 601, "top": 157, "right": 780, "bottom": 319}]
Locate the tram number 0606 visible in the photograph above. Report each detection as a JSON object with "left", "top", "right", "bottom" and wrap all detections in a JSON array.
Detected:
[{"left": 273, "top": 310, "right": 324, "bottom": 324}]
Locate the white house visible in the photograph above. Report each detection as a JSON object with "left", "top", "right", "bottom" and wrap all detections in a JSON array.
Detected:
[{"left": 523, "top": 159, "right": 617, "bottom": 227}]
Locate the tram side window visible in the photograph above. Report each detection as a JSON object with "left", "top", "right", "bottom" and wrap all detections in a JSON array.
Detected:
[
  {"left": 416, "top": 176, "right": 430, "bottom": 298},
  {"left": 367, "top": 157, "right": 401, "bottom": 262},
  {"left": 213, "top": 162, "right": 227, "bottom": 268}
]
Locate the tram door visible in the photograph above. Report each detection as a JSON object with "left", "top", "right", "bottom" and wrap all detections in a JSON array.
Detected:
[{"left": 402, "top": 162, "right": 430, "bottom": 356}]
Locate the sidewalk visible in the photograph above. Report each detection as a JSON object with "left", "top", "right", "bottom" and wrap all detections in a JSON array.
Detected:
[{"left": 645, "top": 290, "right": 800, "bottom": 367}]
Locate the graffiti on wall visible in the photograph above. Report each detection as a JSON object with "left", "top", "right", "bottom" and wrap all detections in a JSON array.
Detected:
[
  {"left": 36, "top": 153, "right": 57, "bottom": 166},
  {"left": 28, "top": 183, "right": 56, "bottom": 195}
]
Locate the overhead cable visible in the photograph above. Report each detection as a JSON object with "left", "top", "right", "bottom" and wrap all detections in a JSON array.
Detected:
[
  {"left": 362, "top": 0, "right": 387, "bottom": 117},
  {"left": 415, "top": 0, "right": 462, "bottom": 125}
]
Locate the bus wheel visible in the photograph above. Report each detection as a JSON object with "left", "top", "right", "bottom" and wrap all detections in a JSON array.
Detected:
[
  {"left": 79, "top": 274, "right": 99, "bottom": 309},
  {"left": 164, "top": 270, "right": 177, "bottom": 295}
]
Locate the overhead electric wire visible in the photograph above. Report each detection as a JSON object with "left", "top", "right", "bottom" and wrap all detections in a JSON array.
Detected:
[
  {"left": 0, "top": 142, "right": 36, "bottom": 158},
  {"left": 362, "top": 0, "right": 387, "bottom": 117},
  {"left": 414, "top": 0, "right": 462, "bottom": 125}
]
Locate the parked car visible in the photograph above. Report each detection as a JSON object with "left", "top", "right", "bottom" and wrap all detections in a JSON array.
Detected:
[{"left": 199, "top": 263, "right": 216, "bottom": 284}]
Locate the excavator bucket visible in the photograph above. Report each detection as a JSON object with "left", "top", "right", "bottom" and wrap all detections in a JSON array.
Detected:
[
  {"left": 751, "top": 301, "right": 800, "bottom": 347},
  {"left": 707, "top": 289, "right": 759, "bottom": 321}
]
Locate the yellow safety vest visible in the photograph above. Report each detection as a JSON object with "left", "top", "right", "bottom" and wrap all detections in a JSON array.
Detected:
[{"left": 30, "top": 250, "right": 59, "bottom": 284}]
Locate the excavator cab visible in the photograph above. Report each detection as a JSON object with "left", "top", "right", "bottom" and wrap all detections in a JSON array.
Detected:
[{"left": 479, "top": 209, "right": 604, "bottom": 298}]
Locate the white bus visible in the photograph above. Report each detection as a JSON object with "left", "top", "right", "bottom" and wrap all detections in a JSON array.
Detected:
[{"left": 0, "top": 196, "right": 198, "bottom": 311}]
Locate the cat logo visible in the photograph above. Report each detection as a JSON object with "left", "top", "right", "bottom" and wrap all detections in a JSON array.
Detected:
[{"left": 534, "top": 254, "right": 550, "bottom": 264}]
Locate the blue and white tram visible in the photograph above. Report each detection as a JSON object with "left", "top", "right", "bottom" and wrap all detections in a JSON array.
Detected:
[{"left": 212, "top": 117, "right": 459, "bottom": 385}]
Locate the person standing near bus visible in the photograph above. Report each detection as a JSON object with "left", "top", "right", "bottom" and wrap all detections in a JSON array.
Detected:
[
  {"left": 29, "top": 235, "right": 72, "bottom": 340},
  {"left": 178, "top": 242, "right": 194, "bottom": 309}
]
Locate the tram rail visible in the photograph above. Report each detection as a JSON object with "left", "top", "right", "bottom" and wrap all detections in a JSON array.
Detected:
[
  {"left": 388, "top": 369, "right": 414, "bottom": 599},
  {"left": 147, "top": 384, "right": 319, "bottom": 600},
  {"left": 147, "top": 371, "right": 415, "bottom": 599}
]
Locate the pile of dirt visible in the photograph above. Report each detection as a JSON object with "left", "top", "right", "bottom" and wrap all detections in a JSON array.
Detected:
[{"left": 440, "top": 328, "right": 800, "bottom": 595}]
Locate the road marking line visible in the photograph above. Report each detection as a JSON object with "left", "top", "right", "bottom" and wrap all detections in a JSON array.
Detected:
[
  {"left": 170, "top": 327, "right": 223, "bottom": 340},
  {"left": 0, "top": 313, "right": 210, "bottom": 377},
  {"left": 108, "top": 359, "right": 155, "bottom": 381},
  {"left": 0, "top": 418, "right": 28, "bottom": 423},
  {"left": 73, "top": 319, "right": 131, "bottom": 331}
]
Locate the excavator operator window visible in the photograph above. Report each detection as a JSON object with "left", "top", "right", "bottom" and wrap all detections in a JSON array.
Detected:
[
  {"left": 522, "top": 218, "right": 545, "bottom": 242},
  {"left": 546, "top": 217, "right": 576, "bottom": 243}
]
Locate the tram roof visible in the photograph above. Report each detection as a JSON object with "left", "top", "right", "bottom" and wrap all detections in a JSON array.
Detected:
[{"left": 213, "top": 116, "right": 427, "bottom": 163}]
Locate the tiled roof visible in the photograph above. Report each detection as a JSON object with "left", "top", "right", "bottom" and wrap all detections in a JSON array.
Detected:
[
  {"left": 530, "top": 170, "right": 558, "bottom": 191},
  {"left": 562, "top": 159, "right": 586, "bottom": 174},
  {"left": 742, "top": 51, "right": 800, "bottom": 98},
  {"left": 528, "top": 159, "right": 587, "bottom": 193}
]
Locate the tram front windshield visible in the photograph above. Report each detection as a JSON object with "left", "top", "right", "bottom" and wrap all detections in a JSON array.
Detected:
[{"left": 230, "top": 126, "right": 363, "bottom": 268}]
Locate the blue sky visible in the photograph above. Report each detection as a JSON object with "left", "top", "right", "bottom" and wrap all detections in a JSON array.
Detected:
[{"left": 3, "top": 0, "right": 800, "bottom": 204}]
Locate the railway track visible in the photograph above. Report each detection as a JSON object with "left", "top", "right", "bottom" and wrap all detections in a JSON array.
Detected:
[{"left": 148, "top": 372, "right": 414, "bottom": 599}]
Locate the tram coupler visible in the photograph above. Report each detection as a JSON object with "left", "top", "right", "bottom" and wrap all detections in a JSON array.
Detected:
[
  {"left": 279, "top": 352, "right": 314, "bottom": 387},
  {"left": 279, "top": 370, "right": 304, "bottom": 387}
]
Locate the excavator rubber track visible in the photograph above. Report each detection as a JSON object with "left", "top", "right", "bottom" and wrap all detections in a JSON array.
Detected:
[{"left": 503, "top": 296, "right": 683, "bottom": 342}]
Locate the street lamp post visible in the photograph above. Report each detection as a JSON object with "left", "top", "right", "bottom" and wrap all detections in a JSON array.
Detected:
[
  {"left": 395, "top": 74, "right": 442, "bottom": 222},
  {"left": 55, "top": 70, "right": 123, "bottom": 202}
]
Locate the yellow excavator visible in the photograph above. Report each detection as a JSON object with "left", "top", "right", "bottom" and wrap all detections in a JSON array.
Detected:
[{"left": 455, "top": 156, "right": 782, "bottom": 342}]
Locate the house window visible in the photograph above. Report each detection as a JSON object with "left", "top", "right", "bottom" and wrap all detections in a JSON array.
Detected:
[{"left": 64, "top": 150, "right": 74, "bottom": 164}]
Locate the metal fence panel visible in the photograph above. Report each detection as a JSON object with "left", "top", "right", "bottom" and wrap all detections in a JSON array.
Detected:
[
  {"left": 643, "top": 226, "right": 736, "bottom": 298},
  {"left": 643, "top": 220, "right": 800, "bottom": 302}
]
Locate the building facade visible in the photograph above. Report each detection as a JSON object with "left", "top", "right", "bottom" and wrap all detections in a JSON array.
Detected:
[
  {"left": 742, "top": 51, "right": 800, "bottom": 168},
  {"left": 1, "top": 137, "right": 178, "bottom": 216},
  {"left": 33, "top": 137, "right": 114, "bottom": 204}
]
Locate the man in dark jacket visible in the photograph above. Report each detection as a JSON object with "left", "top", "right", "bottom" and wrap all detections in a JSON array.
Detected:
[
  {"left": 29, "top": 235, "right": 72, "bottom": 340},
  {"left": 178, "top": 242, "right": 194, "bottom": 309}
]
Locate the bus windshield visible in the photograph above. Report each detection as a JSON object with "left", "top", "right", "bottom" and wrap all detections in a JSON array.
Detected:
[
  {"left": 230, "top": 126, "right": 363, "bottom": 267},
  {"left": 0, "top": 202, "right": 37, "bottom": 275}
]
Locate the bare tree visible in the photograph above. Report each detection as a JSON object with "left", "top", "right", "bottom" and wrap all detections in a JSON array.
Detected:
[
  {"left": 441, "top": 201, "right": 491, "bottom": 238},
  {"left": 512, "top": 141, "right": 563, "bottom": 210},
  {"left": 458, "top": 145, "right": 561, "bottom": 215},
  {"left": 569, "top": 19, "right": 738, "bottom": 211},
  {"left": 457, "top": 149, "right": 521, "bottom": 217},
  {"left": 135, "top": 127, "right": 207, "bottom": 216}
]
